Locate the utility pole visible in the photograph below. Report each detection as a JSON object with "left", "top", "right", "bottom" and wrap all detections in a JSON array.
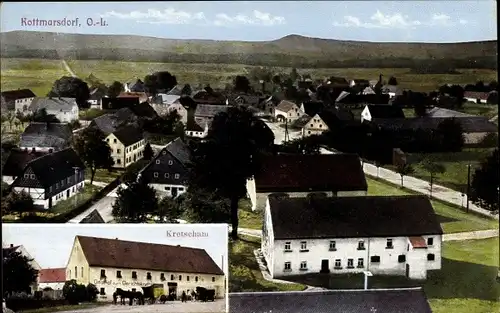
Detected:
[
  {"left": 466, "top": 163, "right": 471, "bottom": 213},
  {"left": 73, "top": 166, "right": 80, "bottom": 208},
  {"left": 284, "top": 118, "right": 289, "bottom": 143}
]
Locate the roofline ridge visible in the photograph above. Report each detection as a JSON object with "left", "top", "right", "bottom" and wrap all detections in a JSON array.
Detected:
[{"left": 77, "top": 235, "right": 206, "bottom": 251}]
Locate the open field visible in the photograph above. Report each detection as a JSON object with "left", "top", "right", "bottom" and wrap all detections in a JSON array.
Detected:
[
  {"left": 84, "top": 168, "right": 124, "bottom": 184},
  {"left": 284, "top": 237, "right": 499, "bottom": 313}
]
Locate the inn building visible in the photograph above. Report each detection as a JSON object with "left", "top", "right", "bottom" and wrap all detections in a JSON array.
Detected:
[{"left": 65, "top": 236, "right": 225, "bottom": 301}]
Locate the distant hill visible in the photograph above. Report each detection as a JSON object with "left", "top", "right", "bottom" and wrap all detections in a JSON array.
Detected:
[{"left": 0, "top": 31, "right": 497, "bottom": 69}]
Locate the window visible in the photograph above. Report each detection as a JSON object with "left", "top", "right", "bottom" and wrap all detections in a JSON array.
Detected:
[
  {"left": 174, "top": 173, "right": 180, "bottom": 179},
  {"left": 162, "top": 151, "right": 167, "bottom": 155},
  {"left": 156, "top": 160, "right": 160, "bottom": 164},
  {"left": 179, "top": 187, "right": 184, "bottom": 191},
  {"left": 386, "top": 239, "right": 393, "bottom": 249},
  {"left": 212, "top": 277, "right": 216, "bottom": 282},
  {"left": 427, "top": 254, "right": 435, "bottom": 261},
  {"left": 61, "top": 179, "right": 65, "bottom": 186},
  {"left": 30, "top": 174, "right": 35, "bottom": 179},
  {"left": 171, "top": 274, "right": 174, "bottom": 280},
  {"left": 195, "top": 276, "right": 199, "bottom": 282},
  {"left": 100, "top": 269, "right": 106, "bottom": 278},
  {"left": 131, "top": 288, "right": 136, "bottom": 292},
  {"left": 427, "top": 238, "right": 434, "bottom": 246},
  {"left": 179, "top": 275, "right": 182, "bottom": 281},
  {"left": 113, "top": 139, "right": 117, "bottom": 143},
  {"left": 67, "top": 177, "right": 71, "bottom": 184},
  {"left": 117, "top": 271, "right": 122, "bottom": 278},
  {"left": 300, "top": 241, "right": 307, "bottom": 251},
  {"left": 164, "top": 187, "right": 171, "bottom": 191},
  {"left": 163, "top": 173, "right": 169, "bottom": 178},
  {"left": 284, "top": 242, "right": 291, "bottom": 251},
  {"left": 100, "top": 288, "right": 105, "bottom": 295},
  {"left": 117, "top": 159, "right": 121, "bottom": 164},
  {"left": 357, "top": 258, "right": 364, "bottom": 268},
  {"left": 187, "top": 276, "right": 190, "bottom": 281},
  {"left": 300, "top": 261, "right": 307, "bottom": 270},
  {"left": 49, "top": 186, "right": 52, "bottom": 192},
  {"left": 329, "top": 241, "right": 336, "bottom": 251},
  {"left": 371, "top": 256, "right": 380, "bottom": 263},
  {"left": 117, "top": 149, "right": 121, "bottom": 153},
  {"left": 398, "top": 255, "right": 406, "bottom": 263},
  {"left": 161, "top": 273, "right": 165, "bottom": 281},
  {"left": 24, "top": 174, "right": 29, "bottom": 178},
  {"left": 346, "top": 259, "right": 354, "bottom": 268},
  {"left": 147, "top": 272, "right": 152, "bottom": 280},
  {"left": 132, "top": 271, "right": 137, "bottom": 279},
  {"left": 75, "top": 266, "right": 77, "bottom": 278},
  {"left": 154, "top": 172, "right": 158, "bottom": 178},
  {"left": 168, "top": 160, "right": 173, "bottom": 165},
  {"left": 284, "top": 262, "right": 291, "bottom": 271},
  {"left": 334, "top": 259, "right": 342, "bottom": 268},
  {"left": 357, "top": 241, "right": 365, "bottom": 250}
]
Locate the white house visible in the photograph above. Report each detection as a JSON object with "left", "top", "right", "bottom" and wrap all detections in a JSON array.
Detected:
[
  {"left": 29, "top": 97, "right": 79, "bottom": 123},
  {"left": 464, "top": 91, "right": 490, "bottom": 104},
  {"left": 1, "top": 89, "right": 36, "bottom": 112},
  {"left": 274, "top": 100, "right": 302, "bottom": 123},
  {"left": 38, "top": 268, "right": 66, "bottom": 291},
  {"left": 167, "top": 102, "right": 188, "bottom": 124},
  {"left": 246, "top": 154, "right": 367, "bottom": 211},
  {"left": 261, "top": 195, "right": 443, "bottom": 280},
  {"left": 360, "top": 104, "right": 405, "bottom": 123},
  {"left": 19, "top": 123, "right": 73, "bottom": 153},
  {"left": 105, "top": 125, "right": 145, "bottom": 169},
  {"left": 300, "top": 111, "right": 339, "bottom": 138},
  {"left": 185, "top": 119, "right": 209, "bottom": 139}
]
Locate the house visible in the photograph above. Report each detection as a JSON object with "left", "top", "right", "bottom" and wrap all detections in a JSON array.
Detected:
[
  {"left": 362, "top": 86, "right": 377, "bottom": 95},
  {"left": 130, "top": 102, "right": 158, "bottom": 120},
  {"left": 382, "top": 85, "right": 402, "bottom": 99},
  {"left": 229, "top": 288, "right": 434, "bottom": 313},
  {"left": 371, "top": 117, "right": 498, "bottom": 144},
  {"left": 1, "top": 89, "right": 36, "bottom": 112},
  {"left": 38, "top": 268, "right": 66, "bottom": 291},
  {"left": 3, "top": 244, "right": 42, "bottom": 294},
  {"left": 65, "top": 235, "right": 226, "bottom": 301},
  {"left": 361, "top": 104, "right": 405, "bottom": 122},
  {"left": 349, "top": 79, "right": 370, "bottom": 88},
  {"left": 464, "top": 91, "right": 490, "bottom": 104},
  {"left": 246, "top": 154, "right": 367, "bottom": 211},
  {"left": 101, "top": 97, "right": 139, "bottom": 110},
  {"left": 299, "top": 101, "right": 325, "bottom": 117},
  {"left": 29, "top": 97, "right": 79, "bottom": 123},
  {"left": 88, "top": 88, "right": 106, "bottom": 109},
  {"left": 262, "top": 195, "right": 442, "bottom": 280},
  {"left": 194, "top": 104, "right": 230, "bottom": 127},
  {"left": 11, "top": 148, "right": 86, "bottom": 209},
  {"left": 124, "top": 79, "right": 145, "bottom": 93},
  {"left": 105, "top": 125, "right": 145, "bottom": 169},
  {"left": 19, "top": 122, "right": 73, "bottom": 152},
  {"left": 274, "top": 100, "right": 302, "bottom": 123},
  {"left": 257, "top": 95, "right": 280, "bottom": 116},
  {"left": 300, "top": 110, "right": 339, "bottom": 137},
  {"left": 138, "top": 138, "right": 191, "bottom": 198},
  {"left": 118, "top": 92, "right": 148, "bottom": 104},
  {"left": 166, "top": 102, "right": 189, "bottom": 124},
  {"left": 185, "top": 118, "right": 208, "bottom": 138},
  {"left": 89, "top": 109, "right": 139, "bottom": 135},
  {"left": 156, "top": 94, "right": 181, "bottom": 105},
  {"left": 2, "top": 149, "right": 48, "bottom": 185}
]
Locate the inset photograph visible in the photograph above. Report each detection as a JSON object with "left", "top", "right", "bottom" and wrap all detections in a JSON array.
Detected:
[{"left": 3, "top": 224, "right": 228, "bottom": 313}]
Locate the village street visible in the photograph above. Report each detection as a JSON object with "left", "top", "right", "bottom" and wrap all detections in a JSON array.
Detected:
[{"left": 56, "top": 299, "right": 226, "bottom": 313}]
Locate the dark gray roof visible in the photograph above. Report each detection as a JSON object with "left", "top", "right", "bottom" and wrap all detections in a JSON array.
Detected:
[
  {"left": 91, "top": 109, "right": 138, "bottom": 135},
  {"left": 366, "top": 104, "right": 405, "bottom": 119},
  {"left": 426, "top": 107, "right": 473, "bottom": 118},
  {"left": 29, "top": 97, "right": 77, "bottom": 112},
  {"left": 229, "top": 288, "right": 433, "bottom": 313},
  {"left": 20, "top": 123, "right": 72, "bottom": 149},
  {"left": 80, "top": 209, "right": 105, "bottom": 223},
  {"left": 268, "top": 195, "right": 443, "bottom": 239},
  {"left": 301, "top": 101, "right": 324, "bottom": 116},
  {"left": 112, "top": 125, "right": 143, "bottom": 146},
  {"left": 276, "top": 100, "right": 298, "bottom": 112},
  {"left": 1, "top": 89, "right": 36, "bottom": 101},
  {"left": 2, "top": 149, "right": 48, "bottom": 177},
  {"left": 165, "top": 138, "right": 192, "bottom": 165},
  {"left": 194, "top": 104, "right": 229, "bottom": 118},
  {"left": 372, "top": 117, "right": 498, "bottom": 133}
]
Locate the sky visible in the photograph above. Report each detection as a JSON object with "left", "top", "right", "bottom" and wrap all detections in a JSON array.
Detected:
[
  {"left": 2, "top": 224, "right": 229, "bottom": 274},
  {"left": 0, "top": 1, "right": 497, "bottom": 43}
]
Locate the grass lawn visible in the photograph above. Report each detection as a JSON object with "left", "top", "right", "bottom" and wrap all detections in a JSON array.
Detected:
[
  {"left": 18, "top": 302, "right": 109, "bottom": 313},
  {"left": 85, "top": 168, "right": 124, "bottom": 184},
  {"left": 285, "top": 238, "right": 499, "bottom": 313},
  {"left": 367, "top": 177, "right": 498, "bottom": 233},
  {"left": 460, "top": 102, "right": 498, "bottom": 119},
  {"left": 48, "top": 184, "right": 101, "bottom": 214},
  {"left": 229, "top": 234, "right": 307, "bottom": 292},
  {"left": 238, "top": 199, "right": 263, "bottom": 230},
  {"left": 146, "top": 134, "right": 177, "bottom": 146}
]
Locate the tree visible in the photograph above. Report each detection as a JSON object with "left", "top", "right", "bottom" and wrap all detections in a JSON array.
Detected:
[
  {"left": 31, "top": 108, "right": 60, "bottom": 123},
  {"left": 272, "top": 74, "right": 282, "bottom": 85},
  {"left": 48, "top": 76, "right": 90, "bottom": 108},
  {"left": 233, "top": 76, "right": 252, "bottom": 93},
  {"left": 470, "top": 149, "right": 499, "bottom": 212},
  {"left": 144, "top": 74, "right": 159, "bottom": 94},
  {"left": 143, "top": 143, "right": 154, "bottom": 160},
  {"left": 3, "top": 190, "right": 35, "bottom": 213},
  {"left": 281, "top": 135, "right": 322, "bottom": 154},
  {"left": 436, "top": 118, "right": 464, "bottom": 152},
  {"left": 62, "top": 280, "right": 88, "bottom": 304},
  {"left": 173, "top": 121, "right": 186, "bottom": 140},
  {"left": 3, "top": 250, "right": 38, "bottom": 296},
  {"left": 488, "top": 80, "right": 498, "bottom": 92},
  {"left": 73, "top": 127, "right": 113, "bottom": 184},
  {"left": 112, "top": 180, "right": 159, "bottom": 222},
  {"left": 107, "top": 81, "right": 124, "bottom": 98},
  {"left": 487, "top": 91, "right": 498, "bottom": 104},
  {"left": 145, "top": 72, "right": 178, "bottom": 94},
  {"left": 181, "top": 84, "right": 192, "bottom": 96},
  {"left": 157, "top": 196, "right": 185, "bottom": 223},
  {"left": 181, "top": 189, "right": 231, "bottom": 224},
  {"left": 388, "top": 76, "right": 398, "bottom": 85},
  {"left": 86, "top": 283, "right": 99, "bottom": 302},
  {"left": 395, "top": 163, "right": 415, "bottom": 187},
  {"left": 421, "top": 158, "right": 446, "bottom": 197},
  {"left": 414, "top": 102, "right": 427, "bottom": 117}
]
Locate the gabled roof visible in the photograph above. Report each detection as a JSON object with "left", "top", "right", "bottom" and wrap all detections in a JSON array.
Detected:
[
  {"left": 1, "top": 89, "right": 36, "bottom": 101},
  {"left": 464, "top": 91, "right": 490, "bottom": 100},
  {"left": 127, "top": 79, "right": 145, "bottom": 92},
  {"left": 89, "top": 88, "right": 106, "bottom": 100},
  {"left": 91, "top": 109, "right": 139, "bottom": 135},
  {"left": 254, "top": 154, "right": 367, "bottom": 193},
  {"left": 14, "top": 148, "right": 85, "bottom": 188},
  {"left": 229, "top": 288, "right": 433, "bottom": 313},
  {"left": 276, "top": 100, "right": 299, "bottom": 112},
  {"left": 111, "top": 125, "right": 143, "bottom": 147},
  {"left": 426, "top": 107, "right": 473, "bottom": 118},
  {"left": 365, "top": 104, "right": 405, "bottom": 119},
  {"left": 76, "top": 236, "right": 224, "bottom": 275},
  {"left": 29, "top": 97, "right": 77, "bottom": 112},
  {"left": 2, "top": 149, "right": 48, "bottom": 177},
  {"left": 80, "top": 209, "right": 105, "bottom": 223},
  {"left": 101, "top": 97, "right": 139, "bottom": 110},
  {"left": 20, "top": 123, "right": 73, "bottom": 149},
  {"left": 300, "top": 101, "right": 324, "bottom": 117},
  {"left": 335, "top": 91, "right": 351, "bottom": 103},
  {"left": 130, "top": 102, "right": 158, "bottom": 119},
  {"left": 194, "top": 104, "right": 229, "bottom": 117},
  {"left": 165, "top": 138, "right": 192, "bottom": 165},
  {"left": 166, "top": 85, "right": 183, "bottom": 96},
  {"left": 268, "top": 195, "right": 443, "bottom": 239},
  {"left": 39, "top": 268, "right": 66, "bottom": 283},
  {"left": 159, "top": 94, "right": 181, "bottom": 104},
  {"left": 372, "top": 117, "right": 498, "bottom": 133},
  {"left": 185, "top": 118, "right": 205, "bottom": 132}
]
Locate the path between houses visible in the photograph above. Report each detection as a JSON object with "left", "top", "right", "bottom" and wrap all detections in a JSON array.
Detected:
[{"left": 62, "top": 59, "right": 77, "bottom": 78}]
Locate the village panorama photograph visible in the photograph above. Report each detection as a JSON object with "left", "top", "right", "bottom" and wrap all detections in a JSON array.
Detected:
[
  {"left": 0, "top": 1, "right": 498, "bottom": 313},
  {"left": 2, "top": 224, "right": 228, "bottom": 313}
]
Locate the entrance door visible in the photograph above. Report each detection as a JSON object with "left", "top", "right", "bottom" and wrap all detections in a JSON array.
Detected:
[
  {"left": 171, "top": 187, "right": 178, "bottom": 198},
  {"left": 320, "top": 259, "right": 330, "bottom": 273},
  {"left": 66, "top": 190, "right": 70, "bottom": 198},
  {"left": 406, "top": 264, "right": 410, "bottom": 277},
  {"left": 168, "top": 282, "right": 178, "bottom": 300},
  {"left": 48, "top": 197, "right": 52, "bottom": 208}
]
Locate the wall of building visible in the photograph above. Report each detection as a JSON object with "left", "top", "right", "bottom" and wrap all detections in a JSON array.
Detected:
[
  {"left": 12, "top": 186, "right": 46, "bottom": 207},
  {"left": 464, "top": 132, "right": 489, "bottom": 145},
  {"left": 124, "top": 139, "right": 145, "bottom": 168},
  {"left": 14, "top": 97, "right": 35, "bottom": 113},
  {"left": 66, "top": 238, "right": 91, "bottom": 286},
  {"left": 38, "top": 282, "right": 65, "bottom": 291},
  {"left": 107, "top": 134, "right": 126, "bottom": 168},
  {"left": 262, "top": 201, "right": 275, "bottom": 277},
  {"left": 149, "top": 183, "right": 187, "bottom": 198}
]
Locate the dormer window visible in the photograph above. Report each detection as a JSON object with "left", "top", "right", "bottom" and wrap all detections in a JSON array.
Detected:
[{"left": 156, "top": 160, "right": 160, "bottom": 164}]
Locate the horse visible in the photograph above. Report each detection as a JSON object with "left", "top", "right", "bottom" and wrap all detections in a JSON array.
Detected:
[
  {"left": 114, "top": 288, "right": 145, "bottom": 306},
  {"left": 141, "top": 286, "right": 156, "bottom": 304},
  {"left": 191, "top": 290, "right": 197, "bottom": 301}
]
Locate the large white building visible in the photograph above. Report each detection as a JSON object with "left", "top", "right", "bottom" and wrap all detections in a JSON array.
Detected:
[
  {"left": 262, "top": 195, "right": 443, "bottom": 280},
  {"left": 246, "top": 154, "right": 368, "bottom": 211},
  {"left": 28, "top": 97, "right": 79, "bottom": 123}
]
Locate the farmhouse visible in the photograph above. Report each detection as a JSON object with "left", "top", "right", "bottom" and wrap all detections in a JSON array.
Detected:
[
  {"left": 464, "top": 91, "right": 489, "bottom": 104},
  {"left": 11, "top": 148, "right": 86, "bottom": 209},
  {"left": 19, "top": 122, "right": 73, "bottom": 152},
  {"left": 2, "top": 148, "right": 48, "bottom": 185},
  {"left": 38, "top": 268, "right": 66, "bottom": 291},
  {"left": 3, "top": 244, "right": 42, "bottom": 294},
  {"left": 257, "top": 95, "right": 280, "bottom": 116},
  {"left": 229, "top": 288, "right": 433, "bottom": 313},
  {"left": 299, "top": 110, "right": 339, "bottom": 137},
  {"left": 262, "top": 195, "right": 442, "bottom": 280},
  {"left": 246, "top": 154, "right": 367, "bottom": 211},
  {"left": 361, "top": 104, "right": 405, "bottom": 123},
  {"left": 123, "top": 79, "right": 145, "bottom": 93},
  {"left": 88, "top": 88, "right": 106, "bottom": 109},
  {"left": 28, "top": 97, "right": 79, "bottom": 123},
  {"left": 274, "top": 100, "right": 302, "bottom": 123},
  {"left": 89, "top": 108, "right": 139, "bottom": 135},
  {"left": 185, "top": 118, "right": 208, "bottom": 138},
  {"left": 105, "top": 125, "right": 145, "bottom": 169},
  {"left": 1, "top": 89, "right": 36, "bottom": 112},
  {"left": 138, "top": 138, "right": 191, "bottom": 198},
  {"left": 118, "top": 92, "right": 148, "bottom": 104},
  {"left": 194, "top": 104, "right": 229, "bottom": 127},
  {"left": 65, "top": 236, "right": 225, "bottom": 302}
]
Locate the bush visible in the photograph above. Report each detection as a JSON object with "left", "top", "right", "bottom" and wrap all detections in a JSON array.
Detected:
[{"left": 62, "top": 280, "right": 88, "bottom": 304}]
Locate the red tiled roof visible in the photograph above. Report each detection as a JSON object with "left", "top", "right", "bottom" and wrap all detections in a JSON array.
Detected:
[
  {"left": 39, "top": 268, "right": 66, "bottom": 283},
  {"left": 254, "top": 154, "right": 367, "bottom": 193},
  {"left": 77, "top": 236, "right": 224, "bottom": 275},
  {"left": 464, "top": 91, "right": 490, "bottom": 100},
  {"left": 409, "top": 236, "right": 428, "bottom": 249}
]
